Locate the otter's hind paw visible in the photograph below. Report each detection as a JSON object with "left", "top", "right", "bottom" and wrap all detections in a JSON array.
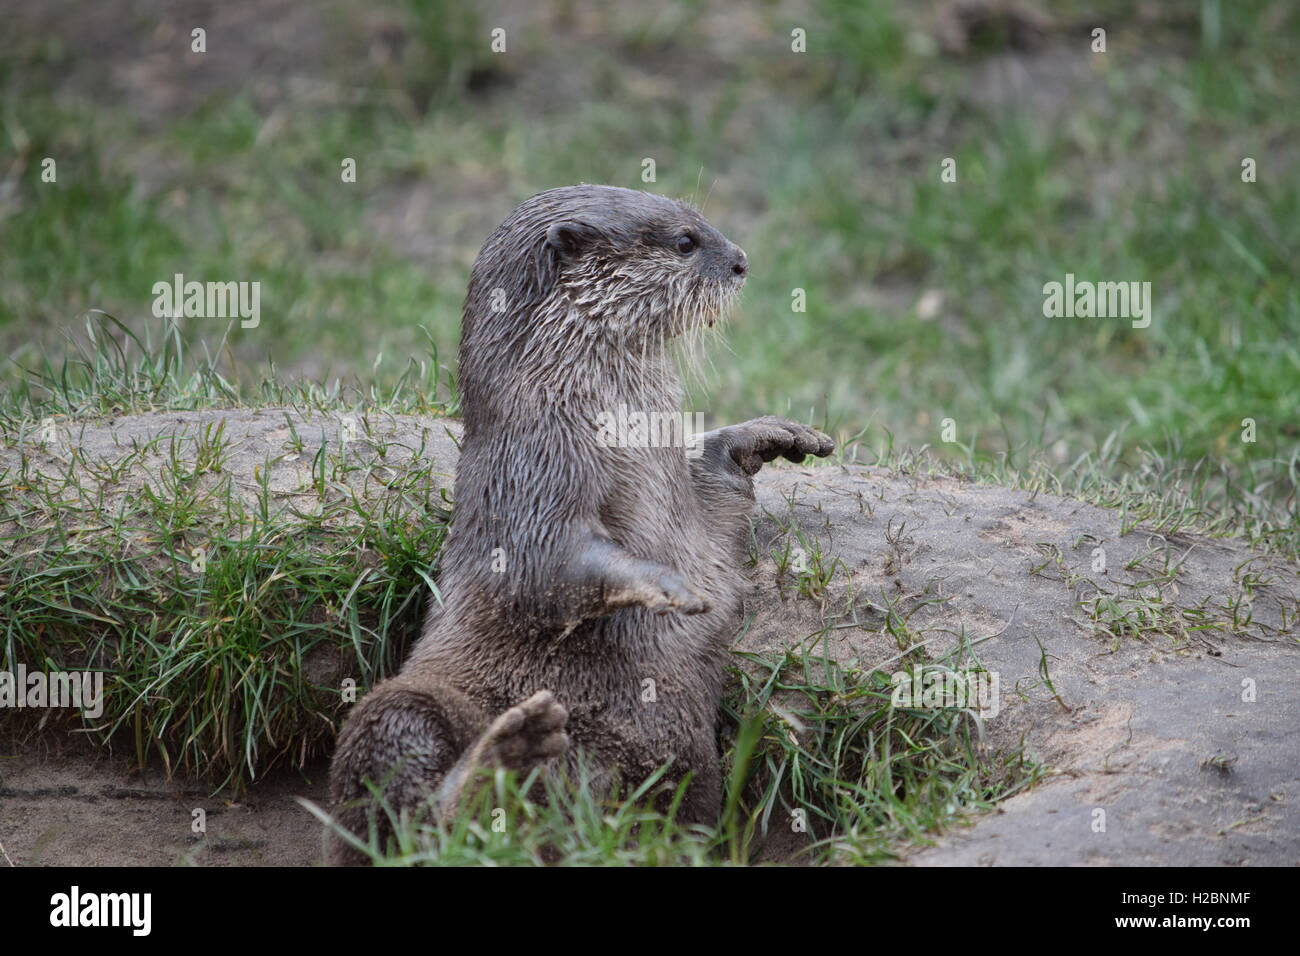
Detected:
[{"left": 474, "top": 690, "right": 570, "bottom": 773}]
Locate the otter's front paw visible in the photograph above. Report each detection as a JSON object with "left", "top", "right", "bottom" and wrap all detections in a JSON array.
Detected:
[
  {"left": 712, "top": 417, "right": 835, "bottom": 476},
  {"left": 473, "top": 690, "right": 569, "bottom": 773},
  {"left": 643, "top": 570, "right": 710, "bottom": 616}
]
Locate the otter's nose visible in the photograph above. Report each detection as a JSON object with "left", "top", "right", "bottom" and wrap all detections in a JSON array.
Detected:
[{"left": 731, "top": 248, "right": 748, "bottom": 277}]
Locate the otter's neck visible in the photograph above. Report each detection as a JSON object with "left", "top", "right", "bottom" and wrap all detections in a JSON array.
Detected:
[{"left": 464, "top": 314, "right": 683, "bottom": 427}]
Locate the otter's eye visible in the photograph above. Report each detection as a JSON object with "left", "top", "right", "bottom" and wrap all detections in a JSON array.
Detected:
[{"left": 675, "top": 234, "right": 697, "bottom": 255}]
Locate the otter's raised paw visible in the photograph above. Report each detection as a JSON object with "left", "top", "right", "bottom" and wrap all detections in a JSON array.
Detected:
[
  {"left": 472, "top": 690, "right": 569, "bottom": 773},
  {"left": 712, "top": 417, "right": 835, "bottom": 476}
]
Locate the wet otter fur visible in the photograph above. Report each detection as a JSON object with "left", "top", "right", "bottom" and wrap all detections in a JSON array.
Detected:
[{"left": 326, "top": 185, "right": 833, "bottom": 864}]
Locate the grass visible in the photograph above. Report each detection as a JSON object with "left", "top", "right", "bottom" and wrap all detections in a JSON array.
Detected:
[
  {"left": 721, "top": 639, "right": 1038, "bottom": 865},
  {"left": 0, "top": 316, "right": 454, "bottom": 788},
  {"left": 2, "top": 0, "right": 1295, "bottom": 499},
  {"left": 307, "top": 766, "right": 725, "bottom": 866}
]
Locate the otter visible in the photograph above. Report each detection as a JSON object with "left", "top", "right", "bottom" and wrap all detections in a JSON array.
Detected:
[{"left": 326, "top": 184, "right": 833, "bottom": 864}]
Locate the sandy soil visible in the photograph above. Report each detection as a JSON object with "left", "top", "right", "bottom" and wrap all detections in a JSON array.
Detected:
[
  {"left": 746, "top": 467, "right": 1300, "bottom": 866},
  {"left": 0, "top": 745, "right": 327, "bottom": 867}
]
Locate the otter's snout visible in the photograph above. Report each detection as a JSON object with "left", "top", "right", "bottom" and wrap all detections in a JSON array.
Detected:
[
  {"left": 730, "top": 247, "right": 748, "bottom": 278},
  {"left": 709, "top": 243, "right": 746, "bottom": 283}
]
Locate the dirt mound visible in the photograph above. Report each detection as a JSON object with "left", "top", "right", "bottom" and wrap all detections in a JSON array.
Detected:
[
  {"left": 2, "top": 409, "right": 1296, "bottom": 865},
  {"left": 745, "top": 467, "right": 1299, "bottom": 865}
]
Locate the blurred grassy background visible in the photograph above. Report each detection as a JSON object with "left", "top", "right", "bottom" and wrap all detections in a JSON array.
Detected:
[{"left": 2, "top": 0, "right": 1296, "bottom": 509}]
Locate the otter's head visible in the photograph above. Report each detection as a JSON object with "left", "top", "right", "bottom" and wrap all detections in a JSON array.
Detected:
[{"left": 464, "top": 185, "right": 748, "bottom": 354}]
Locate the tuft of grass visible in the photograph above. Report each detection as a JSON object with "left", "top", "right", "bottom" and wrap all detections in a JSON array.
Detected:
[
  {"left": 1, "top": 313, "right": 455, "bottom": 421},
  {"left": 5, "top": 1, "right": 1295, "bottom": 508},
  {"left": 1, "top": 316, "right": 455, "bottom": 788},
  {"left": 305, "top": 761, "right": 724, "bottom": 867},
  {"left": 722, "top": 638, "right": 1039, "bottom": 864},
  {"left": 764, "top": 493, "right": 844, "bottom": 599}
]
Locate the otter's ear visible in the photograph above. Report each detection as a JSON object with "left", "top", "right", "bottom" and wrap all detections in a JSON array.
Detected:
[{"left": 546, "top": 220, "right": 599, "bottom": 259}]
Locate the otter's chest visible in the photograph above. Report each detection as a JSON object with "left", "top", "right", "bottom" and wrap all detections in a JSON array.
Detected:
[{"left": 597, "top": 445, "right": 710, "bottom": 550}]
